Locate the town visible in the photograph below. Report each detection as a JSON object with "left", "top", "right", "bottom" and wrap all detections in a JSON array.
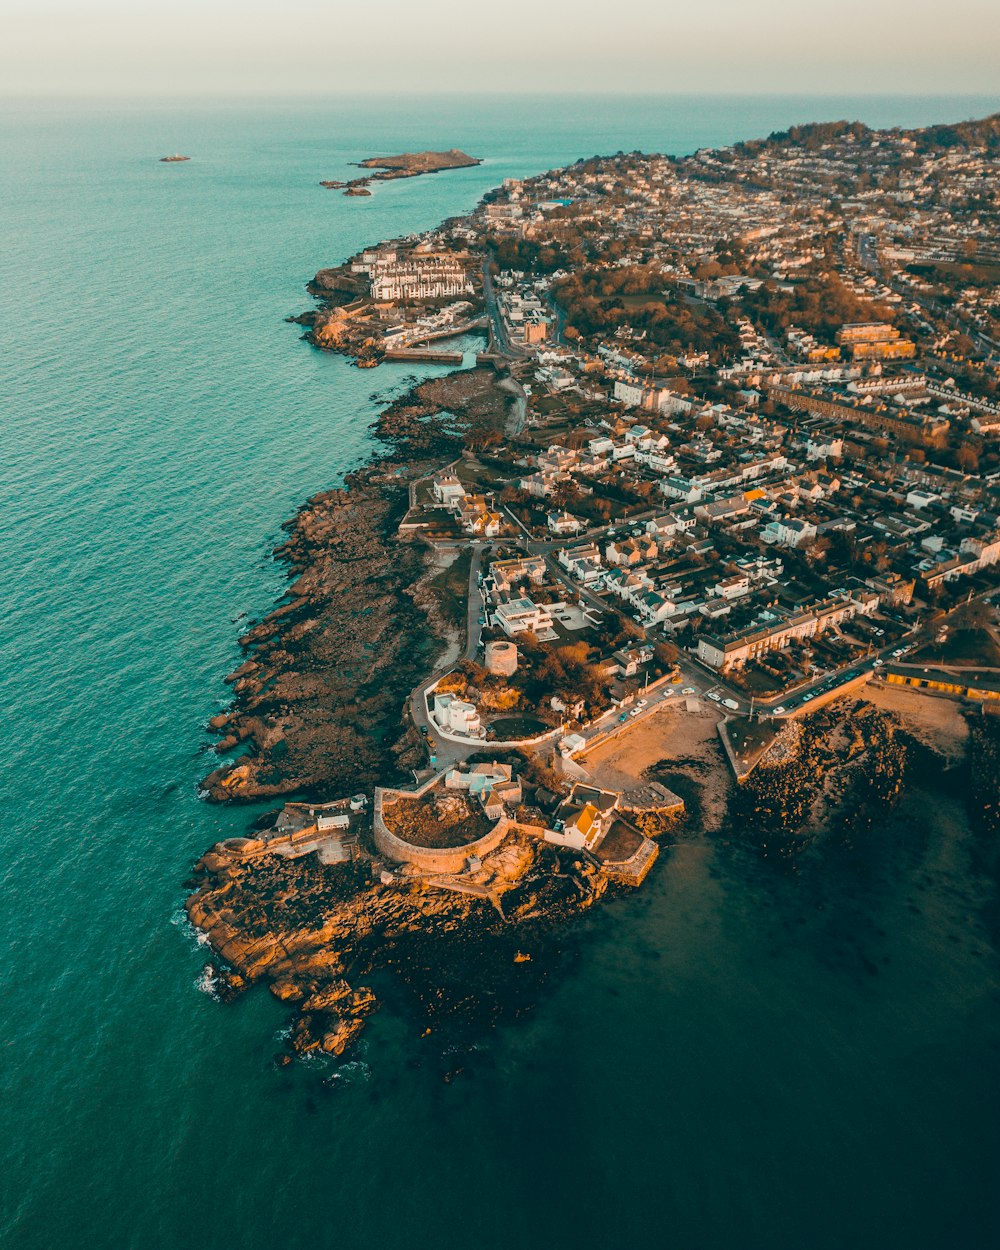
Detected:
[
  {"left": 255, "top": 115, "right": 1000, "bottom": 904},
  {"left": 185, "top": 113, "right": 1000, "bottom": 1068}
]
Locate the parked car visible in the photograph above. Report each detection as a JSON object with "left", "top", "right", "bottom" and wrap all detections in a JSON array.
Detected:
[
  {"left": 707, "top": 691, "right": 722, "bottom": 702},
  {"left": 637, "top": 698, "right": 648, "bottom": 707},
  {"left": 772, "top": 705, "right": 787, "bottom": 715},
  {"left": 682, "top": 687, "right": 696, "bottom": 696},
  {"left": 722, "top": 698, "right": 739, "bottom": 711}
]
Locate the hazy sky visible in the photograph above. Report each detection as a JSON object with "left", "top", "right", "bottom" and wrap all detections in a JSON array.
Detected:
[{"left": 2, "top": 0, "right": 999, "bottom": 97}]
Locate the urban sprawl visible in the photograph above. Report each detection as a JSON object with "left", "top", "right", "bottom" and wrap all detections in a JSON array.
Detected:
[{"left": 297, "top": 115, "right": 1000, "bottom": 883}]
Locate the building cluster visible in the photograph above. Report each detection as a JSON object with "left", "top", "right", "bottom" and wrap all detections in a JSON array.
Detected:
[
  {"left": 328, "top": 116, "right": 1000, "bottom": 705},
  {"left": 431, "top": 472, "right": 504, "bottom": 537},
  {"left": 352, "top": 243, "right": 476, "bottom": 303}
]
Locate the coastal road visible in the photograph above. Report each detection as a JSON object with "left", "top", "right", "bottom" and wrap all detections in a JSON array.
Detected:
[
  {"left": 482, "top": 256, "right": 528, "bottom": 361},
  {"left": 481, "top": 256, "right": 531, "bottom": 434},
  {"left": 464, "top": 542, "right": 491, "bottom": 661},
  {"left": 406, "top": 541, "right": 492, "bottom": 770}
]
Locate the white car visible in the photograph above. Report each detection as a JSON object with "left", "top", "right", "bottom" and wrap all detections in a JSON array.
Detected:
[
  {"left": 706, "top": 691, "right": 722, "bottom": 703},
  {"left": 772, "top": 705, "right": 787, "bottom": 715},
  {"left": 636, "top": 699, "right": 648, "bottom": 708},
  {"left": 722, "top": 698, "right": 739, "bottom": 711},
  {"left": 682, "top": 687, "right": 696, "bottom": 696}
]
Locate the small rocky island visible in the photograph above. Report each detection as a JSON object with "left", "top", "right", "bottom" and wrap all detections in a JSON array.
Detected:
[
  {"left": 159, "top": 154, "right": 190, "bottom": 163},
  {"left": 320, "top": 148, "right": 480, "bottom": 196}
]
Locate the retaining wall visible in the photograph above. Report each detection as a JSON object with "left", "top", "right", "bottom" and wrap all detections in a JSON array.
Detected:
[{"left": 373, "top": 786, "right": 510, "bottom": 874}]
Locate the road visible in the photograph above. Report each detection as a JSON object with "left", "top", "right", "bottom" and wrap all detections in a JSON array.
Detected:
[
  {"left": 463, "top": 543, "right": 490, "bottom": 661},
  {"left": 482, "top": 257, "right": 528, "bottom": 361},
  {"left": 407, "top": 542, "right": 491, "bottom": 770},
  {"left": 480, "top": 256, "right": 531, "bottom": 434},
  {"left": 858, "top": 232, "right": 999, "bottom": 361},
  {"left": 753, "top": 586, "right": 997, "bottom": 719}
]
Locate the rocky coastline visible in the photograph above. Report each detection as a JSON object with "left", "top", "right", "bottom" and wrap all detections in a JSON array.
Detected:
[
  {"left": 186, "top": 361, "right": 612, "bottom": 1062},
  {"left": 184, "top": 150, "right": 996, "bottom": 1064},
  {"left": 186, "top": 827, "right": 609, "bottom": 1062},
  {"left": 200, "top": 365, "right": 507, "bottom": 804}
]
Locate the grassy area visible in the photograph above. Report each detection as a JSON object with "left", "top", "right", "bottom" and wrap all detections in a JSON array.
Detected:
[
  {"left": 424, "top": 548, "right": 473, "bottom": 630},
  {"left": 596, "top": 819, "right": 645, "bottom": 862},
  {"left": 911, "top": 628, "right": 1000, "bottom": 669},
  {"left": 489, "top": 716, "right": 548, "bottom": 739},
  {"left": 726, "top": 718, "right": 778, "bottom": 762},
  {"left": 382, "top": 789, "right": 491, "bottom": 849},
  {"left": 454, "top": 458, "right": 510, "bottom": 491},
  {"left": 736, "top": 666, "right": 787, "bottom": 695}
]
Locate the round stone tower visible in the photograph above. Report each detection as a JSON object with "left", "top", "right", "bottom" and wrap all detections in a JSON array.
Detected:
[{"left": 485, "top": 640, "right": 518, "bottom": 676}]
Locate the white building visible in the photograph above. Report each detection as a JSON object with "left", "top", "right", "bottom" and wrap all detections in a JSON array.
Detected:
[
  {"left": 547, "top": 510, "right": 585, "bottom": 536},
  {"left": 432, "top": 693, "right": 483, "bottom": 737},
  {"left": 493, "top": 598, "right": 555, "bottom": 638},
  {"left": 432, "top": 474, "right": 466, "bottom": 508},
  {"left": 761, "top": 517, "right": 818, "bottom": 547}
]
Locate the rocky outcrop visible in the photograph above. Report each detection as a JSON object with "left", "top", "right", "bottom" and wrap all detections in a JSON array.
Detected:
[
  {"left": 200, "top": 368, "right": 510, "bottom": 804},
  {"left": 186, "top": 829, "right": 609, "bottom": 1061},
  {"left": 187, "top": 343, "right": 594, "bottom": 1062}
]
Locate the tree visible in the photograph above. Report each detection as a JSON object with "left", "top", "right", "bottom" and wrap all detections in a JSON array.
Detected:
[
  {"left": 654, "top": 640, "right": 679, "bottom": 669},
  {"left": 957, "top": 444, "right": 980, "bottom": 474},
  {"left": 951, "top": 598, "right": 991, "bottom": 631}
]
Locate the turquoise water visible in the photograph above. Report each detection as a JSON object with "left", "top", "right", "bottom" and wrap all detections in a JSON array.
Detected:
[{"left": 2, "top": 95, "right": 1000, "bottom": 1250}]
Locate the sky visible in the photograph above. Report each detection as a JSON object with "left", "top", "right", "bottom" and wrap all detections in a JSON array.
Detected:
[{"left": 1, "top": 0, "right": 999, "bottom": 97}]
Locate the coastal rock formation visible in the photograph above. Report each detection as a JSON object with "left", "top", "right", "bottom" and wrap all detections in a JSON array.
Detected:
[
  {"left": 358, "top": 149, "right": 481, "bottom": 176},
  {"left": 200, "top": 367, "right": 510, "bottom": 803},
  {"left": 186, "top": 829, "right": 609, "bottom": 1059},
  {"left": 730, "top": 701, "right": 914, "bottom": 857},
  {"left": 320, "top": 149, "right": 481, "bottom": 196}
]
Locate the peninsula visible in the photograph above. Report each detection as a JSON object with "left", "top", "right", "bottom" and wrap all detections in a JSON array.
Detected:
[
  {"left": 320, "top": 147, "right": 481, "bottom": 196},
  {"left": 188, "top": 113, "right": 1000, "bottom": 1064}
]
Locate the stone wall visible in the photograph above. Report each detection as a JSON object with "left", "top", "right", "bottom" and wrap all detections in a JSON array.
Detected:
[{"left": 373, "top": 786, "right": 510, "bottom": 874}]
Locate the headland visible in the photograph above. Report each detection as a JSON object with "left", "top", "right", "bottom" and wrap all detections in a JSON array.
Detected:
[{"left": 188, "top": 114, "right": 1000, "bottom": 1064}]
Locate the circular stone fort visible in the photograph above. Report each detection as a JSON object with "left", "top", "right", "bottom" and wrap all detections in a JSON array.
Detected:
[{"left": 485, "top": 641, "right": 518, "bottom": 676}]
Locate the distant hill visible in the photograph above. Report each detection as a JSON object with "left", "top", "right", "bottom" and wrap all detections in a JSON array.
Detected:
[{"left": 734, "top": 113, "right": 1000, "bottom": 157}]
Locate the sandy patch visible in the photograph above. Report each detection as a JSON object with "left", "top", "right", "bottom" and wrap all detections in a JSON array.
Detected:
[
  {"left": 580, "top": 704, "right": 732, "bottom": 832},
  {"left": 862, "top": 683, "right": 970, "bottom": 764}
]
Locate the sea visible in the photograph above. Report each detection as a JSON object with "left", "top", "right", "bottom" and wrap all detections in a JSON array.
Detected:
[{"left": 2, "top": 94, "right": 1000, "bottom": 1250}]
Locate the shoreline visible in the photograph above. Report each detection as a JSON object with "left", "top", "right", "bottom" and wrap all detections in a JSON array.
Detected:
[
  {"left": 184, "top": 117, "right": 1000, "bottom": 1064},
  {"left": 199, "top": 365, "right": 508, "bottom": 803}
]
